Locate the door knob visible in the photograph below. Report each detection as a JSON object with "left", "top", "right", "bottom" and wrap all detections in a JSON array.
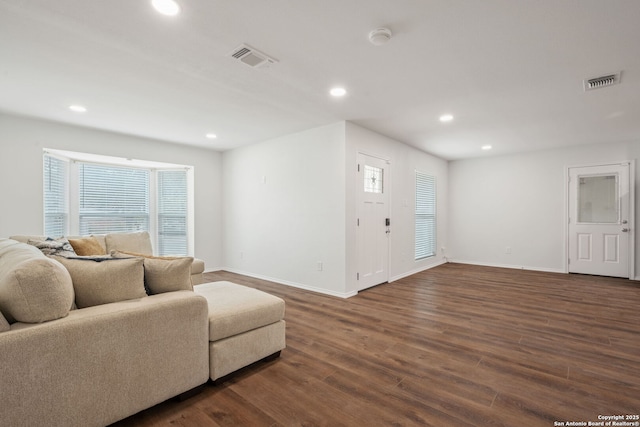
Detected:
[{"left": 622, "top": 228, "right": 629, "bottom": 232}]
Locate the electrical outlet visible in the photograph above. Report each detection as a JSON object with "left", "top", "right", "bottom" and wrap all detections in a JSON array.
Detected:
[
  {"left": 317, "top": 261, "right": 323, "bottom": 271},
  {"left": 505, "top": 247, "right": 512, "bottom": 254}
]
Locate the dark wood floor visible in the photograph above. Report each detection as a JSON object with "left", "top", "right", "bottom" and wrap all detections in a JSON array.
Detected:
[{"left": 113, "top": 264, "right": 640, "bottom": 427}]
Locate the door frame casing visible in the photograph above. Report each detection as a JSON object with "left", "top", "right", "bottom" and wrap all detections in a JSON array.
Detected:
[{"left": 564, "top": 160, "right": 635, "bottom": 279}]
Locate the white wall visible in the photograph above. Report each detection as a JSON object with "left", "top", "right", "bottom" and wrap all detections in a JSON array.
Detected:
[
  {"left": 448, "top": 140, "right": 640, "bottom": 276},
  {"left": 345, "top": 122, "right": 449, "bottom": 293},
  {"left": 0, "top": 112, "right": 222, "bottom": 269},
  {"left": 221, "top": 121, "right": 449, "bottom": 297},
  {"left": 222, "top": 122, "right": 348, "bottom": 296}
]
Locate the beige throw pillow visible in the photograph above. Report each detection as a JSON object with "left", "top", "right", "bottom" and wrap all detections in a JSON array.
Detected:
[
  {"left": 68, "top": 236, "right": 106, "bottom": 256},
  {"left": 111, "top": 251, "right": 194, "bottom": 294},
  {"left": 53, "top": 256, "right": 146, "bottom": 308},
  {"left": 0, "top": 254, "right": 75, "bottom": 323},
  {"left": 143, "top": 257, "right": 194, "bottom": 294}
]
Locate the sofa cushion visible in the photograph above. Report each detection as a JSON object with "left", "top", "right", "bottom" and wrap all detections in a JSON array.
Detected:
[
  {"left": 105, "top": 232, "right": 152, "bottom": 256},
  {"left": 112, "top": 251, "right": 194, "bottom": 294},
  {"left": 68, "top": 236, "right": 107, "bottom": 256},
  {"left": 194, "top": 281, "right": 285, "bottom": 342},
  {"left": 27, "top": 237, "right": 77, "bottom": 257},
  {"left": 53, "top": 256, "right": 146, "bottom": 309},
  {"left": 144, "top": 257, "right": 194, "bottom": 294},
  {"left": 0, "top": 309, "right": 9, "bottom": 332},
  {"left": 0, "top": 240, "right": 74, "bottom": 324}
]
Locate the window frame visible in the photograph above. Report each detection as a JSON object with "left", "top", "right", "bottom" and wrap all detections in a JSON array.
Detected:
[{"left": 43, "top": 149, "right": 194, "bottom": 256}]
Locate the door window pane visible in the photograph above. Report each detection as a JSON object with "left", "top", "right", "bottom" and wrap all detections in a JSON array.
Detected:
[
  {"left": 364, "top": 165, "right": 383, "bottom": 193},
  {"left": 578, "top": 174, "right": 618, "bottom": 223}
]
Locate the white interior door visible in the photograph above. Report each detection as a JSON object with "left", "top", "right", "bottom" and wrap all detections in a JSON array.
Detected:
[
  {"left": 568, "top": 163, "right": 632, "bottom": 278},
  {"left": 357, "top": 153, "right": 390, "bottom": 290}
]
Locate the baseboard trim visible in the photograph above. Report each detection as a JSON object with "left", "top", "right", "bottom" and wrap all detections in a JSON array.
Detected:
[
  {"left": 221, "top": 268, "right": 358, "bottom": 299},
  {"left": 447, "top": 259, "right": 566, "bottom": 274},
  {"left": 388, "top": 259, "right": 448, "bottom": 282}
]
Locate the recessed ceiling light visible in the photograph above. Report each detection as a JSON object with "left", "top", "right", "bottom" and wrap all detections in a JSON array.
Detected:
[
  {"left": 482, "top": 145, "right": 492, "bottom": 150},
  {"left": 330, "top": 87, "right": 347, "bottom": 97},
  {"left": 151, "top": 0, "right": 181, "bottom": 16},
  {"left": 439, "top": 114, "right": 454, "bottom": 122},
  {"left": 69, "top": 105, "right": 87, "bottom": 113},
  {"left": 205, "top": 133, "right": 217, "bottom": 139}
]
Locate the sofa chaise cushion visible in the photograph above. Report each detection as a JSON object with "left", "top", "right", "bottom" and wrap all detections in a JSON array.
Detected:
[
  {"left": 0, "top": 239, "right": 74, "bottom": 324},
  {"left": 194, "top": 281, "right": 285, "bottom": 342}
]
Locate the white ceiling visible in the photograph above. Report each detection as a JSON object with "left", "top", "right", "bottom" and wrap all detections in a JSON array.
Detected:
[{"left": 1, "top": 0, "right": 639, "bottom": 160}]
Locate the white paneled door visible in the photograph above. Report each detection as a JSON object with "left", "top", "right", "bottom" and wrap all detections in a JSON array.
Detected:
[
  {"left": 568, "top": 163, "right": 632, "bottom": 278},
  {"left": 357, "top": 153, "right": 390, "bottom": 290}
]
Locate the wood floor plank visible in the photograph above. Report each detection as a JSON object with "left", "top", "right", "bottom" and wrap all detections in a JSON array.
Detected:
[{"left": 112, "top": 263, "right": 640, "bottom": 426}]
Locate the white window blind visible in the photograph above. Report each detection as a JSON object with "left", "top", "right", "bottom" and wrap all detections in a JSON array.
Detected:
[
  {"left": 43, "top": 154, "right": 69, "bottom": 237},
  {"left": 415, "top": 171, "right": 436, "bottom": 260},
  {"left": 78, "top": 163, "right": 150, "bottom": 235},
  {"left": 157, "top": 170, "right": 188, "bottom": 255}
]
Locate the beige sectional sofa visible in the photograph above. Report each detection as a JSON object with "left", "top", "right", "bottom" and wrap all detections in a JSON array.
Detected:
[
  {"left": 0, "top": 234, "right": 286, "bottom": 426},
  {"left": 0, "top": 238, "right": 210, "bottom": 427}
]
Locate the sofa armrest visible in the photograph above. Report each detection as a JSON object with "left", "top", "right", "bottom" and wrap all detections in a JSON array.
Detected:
[
  {"left": 0, "top": 291, "right": 209, "bottom": 427},
  {"left": 191, "top": 258, "right": 206, "bottom": 285}
]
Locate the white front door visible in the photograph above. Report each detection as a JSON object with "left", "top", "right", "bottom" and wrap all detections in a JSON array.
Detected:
[
  {"left": 357, "top": 153, "right": 390, "bottom": 290},
  {"left": 568, "top": 163, "right": 632, "bottom": 278}
]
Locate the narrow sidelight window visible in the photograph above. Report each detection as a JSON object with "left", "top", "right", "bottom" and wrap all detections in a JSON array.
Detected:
[
  {"left": 157, "top": 170, "right": 188, "bottom": 255},
  {"left": 43, "top": 154, "right": 69, "bottom": 237},
  {"left": 415, "top": 171, "right": 436, "bottom": 260}
]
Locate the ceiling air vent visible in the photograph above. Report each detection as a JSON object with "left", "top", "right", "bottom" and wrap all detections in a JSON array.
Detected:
[
  {"left": 583, "top": 72, "right": 621, "bottom": 91},
  {"left": 228, "top": 44, "right": 278, "bottom": 68}
]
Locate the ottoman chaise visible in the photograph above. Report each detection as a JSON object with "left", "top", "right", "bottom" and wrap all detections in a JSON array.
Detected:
[{"left": 194, "top": 281, "right": 286, "bottom": 382}]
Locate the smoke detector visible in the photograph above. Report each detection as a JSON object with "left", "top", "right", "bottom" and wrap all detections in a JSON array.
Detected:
[
  {"left": 583, "top": 72, "right": 621, "bottom": 91},
  {"left": 228, "top": 44, "right": 278, "bottom": 68},
  {"left": 368, "top": 28, "right": 392, "bottom": 46}
]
